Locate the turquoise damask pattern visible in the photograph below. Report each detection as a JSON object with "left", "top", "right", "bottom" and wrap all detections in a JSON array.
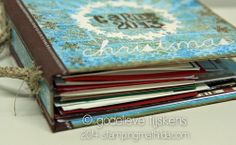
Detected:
[{"left": 21, "top": 0, "right": 236, "bottom": 73}]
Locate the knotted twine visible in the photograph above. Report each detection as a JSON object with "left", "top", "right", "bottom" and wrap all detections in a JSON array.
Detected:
[
  {"left": 0, "top": 1, "right": 42, "bottom": 115},
  {"left": 0, "top": 67, "right": 42, "bottom": 95}
]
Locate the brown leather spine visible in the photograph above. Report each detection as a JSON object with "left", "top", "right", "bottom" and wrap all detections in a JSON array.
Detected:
[
  {"left": 3, "top": 0, "right": 67, "bottom": 85},
  {"left": 10, "top": 45, "right": 59, "bottom": 132}
]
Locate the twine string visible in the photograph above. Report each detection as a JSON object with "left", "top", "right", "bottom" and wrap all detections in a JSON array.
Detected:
[
  {"left": 13, "top": 81, "right": 25, "bottom": 116},
  {"left": 0, "top": 67, "right": 42, "bottom": 95},
  {"left": 0, "top": 0, "right": 42, "bottom": 95},
  {"left": 0, "top": 1, "right": 42, "bottom": 115}
]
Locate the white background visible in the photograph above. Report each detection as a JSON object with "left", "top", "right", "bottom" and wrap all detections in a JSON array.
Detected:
[{"left": 1, "top": 0, "right": 236, "bottom": 145}]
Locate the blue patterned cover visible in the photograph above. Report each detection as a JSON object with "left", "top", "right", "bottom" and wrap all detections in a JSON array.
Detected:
[{"left": 21, "top": 0, "right": 236, "bottom": 73}]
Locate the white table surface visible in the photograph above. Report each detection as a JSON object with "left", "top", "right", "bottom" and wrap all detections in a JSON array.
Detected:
[{"left": 1, "top": 1, "right": 236, "bottom": 145}]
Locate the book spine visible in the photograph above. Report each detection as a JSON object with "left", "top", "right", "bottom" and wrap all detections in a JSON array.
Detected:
[
  {"left": 3, "top": 0, "right": 75, "bottom": 132},
  {"left": 3, "top": 0, "right": 67, "bottom": 85},
  {"left": 10, "top": 23, "right": 54, "bottom": 116},
  {"left": 10, "top": 42, "right": 56, "bottom": 123},
  {"left": 10, "top": 23, "right": 72, "bottom": 132}
]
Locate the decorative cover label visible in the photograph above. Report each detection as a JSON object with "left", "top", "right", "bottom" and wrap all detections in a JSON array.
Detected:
[{"left": 72, "top": 1, "right": 181, "bottom": 40}]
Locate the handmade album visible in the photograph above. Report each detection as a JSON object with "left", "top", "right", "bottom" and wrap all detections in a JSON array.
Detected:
[{"left": 3, "top": 0, "right": 236, "bottom": 132}]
